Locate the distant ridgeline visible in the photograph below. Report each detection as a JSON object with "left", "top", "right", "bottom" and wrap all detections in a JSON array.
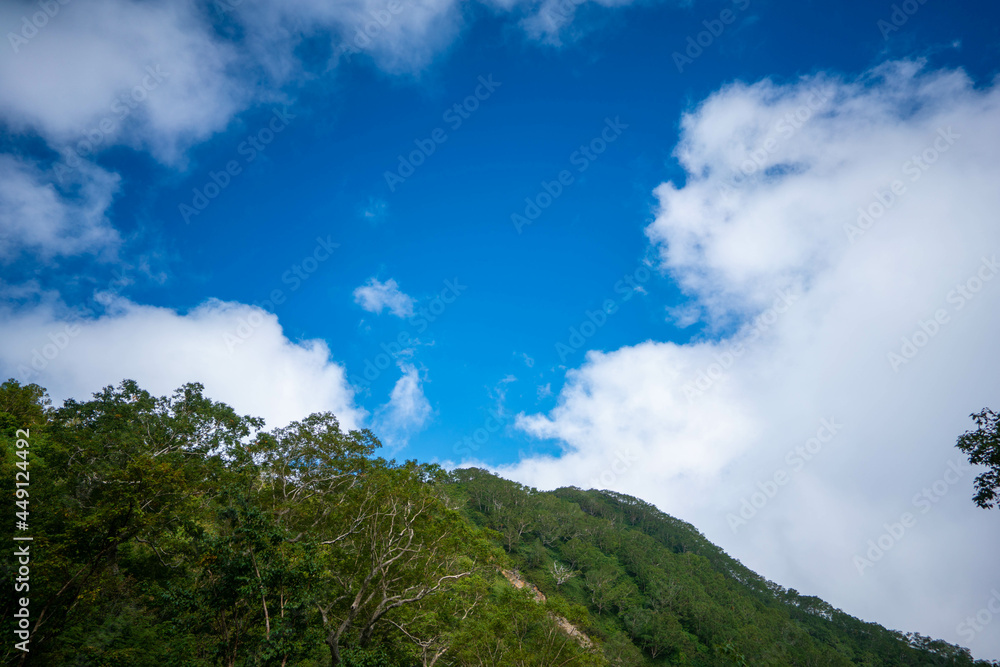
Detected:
[{"left": 1, "top": 378, "right": 996, "bottom": 666}]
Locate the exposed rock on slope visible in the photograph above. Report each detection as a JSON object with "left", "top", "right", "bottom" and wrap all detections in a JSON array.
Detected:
[{"left": 501, "top": 568, "right": 594, "bottom": 650}]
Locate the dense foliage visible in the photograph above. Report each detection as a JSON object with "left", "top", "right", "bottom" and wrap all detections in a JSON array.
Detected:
[
  {"left": 956, "top": 408, "right": 1000, "bottom": 510},
  {"left": 1, "top": 379, "right": 996, "bottom": 666}
]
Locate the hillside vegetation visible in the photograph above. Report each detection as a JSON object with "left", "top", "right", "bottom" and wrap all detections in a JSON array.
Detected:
[{"left": 2, "top": 379, "right": 996, "bottom": 666}]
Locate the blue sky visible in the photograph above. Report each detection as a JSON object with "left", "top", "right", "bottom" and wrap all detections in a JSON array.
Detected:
[{"left": 2, "top": 0, "right": 1000, "bottom": 658}]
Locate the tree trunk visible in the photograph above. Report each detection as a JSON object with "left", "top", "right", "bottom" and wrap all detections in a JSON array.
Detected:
[{"left": 327, "top": 634, "right": 342, "bottom": 666}]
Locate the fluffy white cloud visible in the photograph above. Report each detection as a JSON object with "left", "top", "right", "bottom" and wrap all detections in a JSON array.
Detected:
[
  {"left": 0, "top": 0, "right": 248, "bottom": 262},
  {"left": 0, "top": 0, "right": 245, "bottom": 164},
  {"left": 229, "top": 0, "right": 466, "bottom": 76},
  {"left": 353, "top": 277, "right": 416, "bottom": 318},
  {"left": 375, "top": 363, "right": 432, "bottom": 447},
  {"left": 0, "top": 0, "right": 626, "bottom": 161},
  {"left": 0, "top": 155, "right": 119, "bottom": 261},
  {"left": 0, "top": 0, "right": 653, "bottom": 262},
  {"left": 502, "top": 61, "right": 1000, "bottom": 658},
  {"left": 0, "top": 297, "right": 366, "bottom": 431}
]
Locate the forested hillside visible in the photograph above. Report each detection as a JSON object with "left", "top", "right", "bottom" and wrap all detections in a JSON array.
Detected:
[{"left": 2, "top": 379, "right": 996, "bottom": 666}]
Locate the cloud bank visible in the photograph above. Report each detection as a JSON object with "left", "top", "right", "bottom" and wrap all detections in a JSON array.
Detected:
[
  {"left": 501, "top": 61, "right": 1000, "bottom": 656},
  {"left": 0, "top": 296, "right": 365, "bottom": 431}
]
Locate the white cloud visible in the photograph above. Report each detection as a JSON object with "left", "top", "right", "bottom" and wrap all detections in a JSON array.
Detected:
[
  {"left": 353, "top": 277, "right": 416, "bottom": 318},
  {"left": 0, "top": 0, "right": 245, "bottom": 164},
  {"left": 235, "top": 0, "right": 636, "bottom": 70},
  {"left": 0, "top": 0, "right": 644, "bottom": 162},
  {"left": 0, "top": 0, "right": 247, "bottom": 262},
  {"left": 230, "top": 0, "right": 466, "bottom": 76},
  {"left": 375, "top": 363, "right": 432, "bottom": 447},
  {"left": 0, "top": 155, "right": 120, "bottom": 262},
  {"left": 0, "top": 297, "right": 366, "bottom": 431},
  {"left": 666, "top": 302, "right": 701, "bottom": 328},
  {"left": 0, "top": 0, "right": 652, "bottom": 262},
  {"left": 501, "top": 61, "right": 1000, "bottom": 658}
]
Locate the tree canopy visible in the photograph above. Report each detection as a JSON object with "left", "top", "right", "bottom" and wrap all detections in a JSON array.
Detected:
[
  {"left": 2, "top": 379, "right": 997, "bottom": 666},
  {"left": 956, "top": 408, "right": 1000, "bottom": 510}
]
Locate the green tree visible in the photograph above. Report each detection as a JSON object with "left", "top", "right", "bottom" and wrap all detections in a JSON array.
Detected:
[
  {"left": 6, "top": 382, "right": 999, "bottom": 667},
  {"left": 956, "top": 408, "right": 1000, "bottom": 509},
  {"left": 0, "top": 378, "right": 50, "bottom": 434},
  {"left": 2, "top": 380, "right": 262, "bottom": 664},
  {"left": 254, "top": 414, "right": 482, "bottom": 665},
  {"left": 446, "top": 583, "right": 603, "bottom": 667}
]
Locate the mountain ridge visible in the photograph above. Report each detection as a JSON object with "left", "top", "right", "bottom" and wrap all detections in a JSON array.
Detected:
[
  {"left": 445, "top": 468, "right": 998, "bottom": 665},
  {"left": 2, "top": 378, "right": 996, "bottom": 666}
]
